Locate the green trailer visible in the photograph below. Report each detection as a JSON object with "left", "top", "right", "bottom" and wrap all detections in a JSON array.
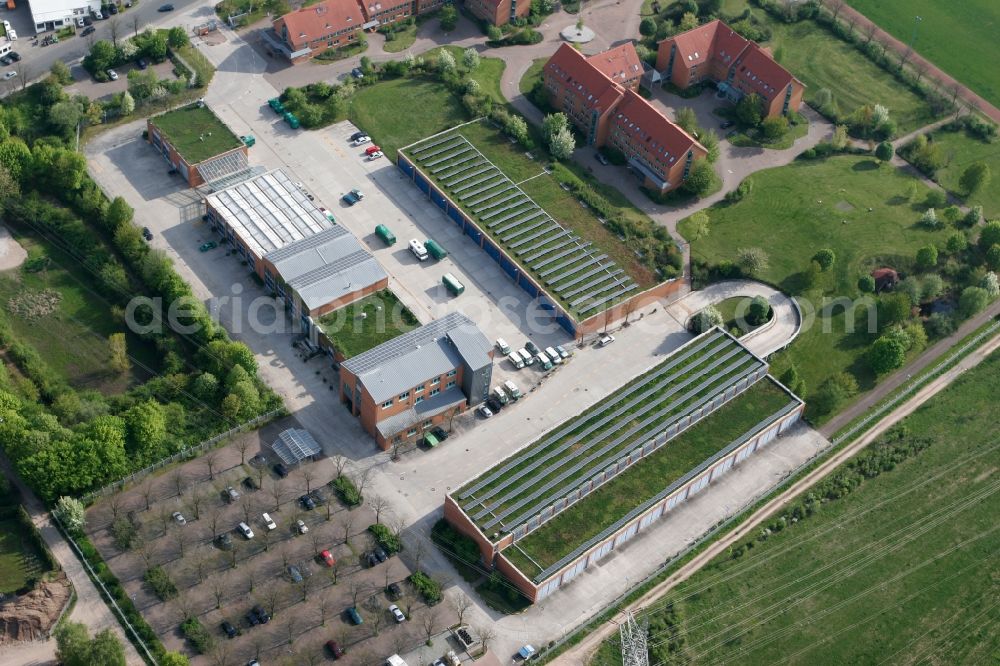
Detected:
[
  {"left": 442, "top": 272, "right": 465, "bottom": 296},
  {"left": 283, "top": 112, "right": 300, "bottom": 129},
  {"left": 375, "top": 224, "right": 396, "bottom": 246},
  {"left": 424, "top": 238, "right": 448, "bottom": 260},
  {"left": 268, "top": 98, "right": 285, "bottom": 114}
]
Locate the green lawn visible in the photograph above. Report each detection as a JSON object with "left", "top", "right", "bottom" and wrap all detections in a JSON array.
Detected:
[
  {"left": 0, "top": 235, "right": 155, "bottom": 393},
  {"left": 426, "top": 46, "right": 506, "bottom": 103},
  {"left": 592, "top": 347, "right": 1000, "bottom": 665},
  {"left": 316, "top": 289, "right": 419, "bottom": 358},
  {"left": 349, "top": 77, "right": 469, "bottom": 161},
  {"left": 924, "top": 127, "right": 1000, "bottom": 218},
  {"left": 149, "top": 103, "right": 242, "bottom": 164},
  {"left": 847, "top": 0, "right": 1000, "bottom": 108},
  {"left": 716, "top": 296, "right": 768, "bottom": 337},
  {"left": 766, "top": 19, "right": 938, "bottom": 133},
  {"left": 0, "top": 518, "right": 46, "bottom": 593},
  {"left": 507, "top": 378, "right": 794, "bottom": 578},
  {"left": 519, "top": 58, "right": 547, "bottom": 96},
  {"left": 381, "top": 21, "right": 419, "bottom": 53},
  {"left": 679, "top": 156, "right": 950, "bottom": 411}
]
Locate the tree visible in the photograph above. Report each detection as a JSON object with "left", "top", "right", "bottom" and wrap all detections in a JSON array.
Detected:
[
  {"left": 980, "top": 221, "right": 1000, "bottom": 251},
  {"left": 47, "top": 100, "right": 84, "bottom": 135},
  {"left": 874, "top": 141, "right": 893, "bottom": 163},
  {"left": 505, "top": 115, "right": 529, "bottom": 144},
  {"left": 868, "top": 335, "right": 907, "bottom": 375},
  {"left": 85, "top": 40, "right": 117, "bottom": 74},
  {"left": 421, "top": 606, "right": 441, "bottom": 645},
  {"left": 462, "top": 48, "right": 480, "bottom": 70},
  {"left": 269, "top": 478, "right": 284, "bottom": 512},
  {"left": 54, "top": 496, "right": 86, "bottom": 533},
  {"left": 119, "top": 90, "right": 135, "bottom": 117},
  {"left": 735, "top": 93, "right": 763, "bottom": 127},
  {"left": 736, "top": 247, "right": 769, "bottom": 275},
  {"left": 919, "top": 207, "right": 941, "bottom": 230},
  {"left": 678, "top": 11, "right": 699, "bottom": 31},
  {"left": 450, "top": 591, "right": 473, "bottom": 625},
  {"left": 811, "top": 372, "right": 859, "bottom": 415},
  {"left": 760, "top": 115, "right": 788, "bottom": 141},
  {"left": 368, "top": 494, "right": 390, "bottom": 524},
  {"left": 55, "top": 622, "right": 125, "bottom": 666},
  {"left": 541, "top": 112, "right": 568, "bottom": 143},
  {"left": 690, "top": 306, "right": 722, "bottom": 333},
  {"left": 675, "top": 107, "right": 698, "bottom": 135},
  {"left": 363, "top": 595, "right": 384, "bottom": 635},
  {"left": 203, "top": 450, "right": 220, "bottom": 481},
  {"left": 548, "top": 126, "right": 575, "bottom": 160},
  {"left": 981, "top": 272, "right": 999, "bottom": 298},
  {"left": 160, "top": 653, "right": 190, "bottom": 666},
  {"left": 681, "top": 158, "right": 716, "bottom": 196},
  {"left": 747, "top": 295, "right": 771, "bottom": 326},
  {"left": 878, "top": 293, "right": 913, "bottom": 330},
  {"left": 957, "top": 161, "right": 990, "bottom": 197},
  {"left": 986, "top": 245, "right": 1000, "bottom": 271},
  {"left": 439, "top": 4, "right": 458, "bottom": 31},
  {"left": 640, "top": 17, "right": 657, "bottom": 36},
  {"left": 959, "top": 286, "right": 990, "bottom": 318},
  {"left": 167, "top": 26, "right": 190, "bottom": 48},
  {"left": 915, "top": 245, "right": 938, "bottom": 270},
  {"left": 964, "top": 205, "right": 983, "bottom": 228},
  {"left": 50, "top": 60, "right": 73, "bottom": 85},
  {"left": 687, "top": 211, "right": 710, "bottom": 240},
  {"left": 813, "top": 248, "right": 835, "bottom": 271}
]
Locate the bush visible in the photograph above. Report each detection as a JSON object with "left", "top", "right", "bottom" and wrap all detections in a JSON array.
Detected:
[
  {"left": 813, "top": 248, "right": 835, "bottom": 271},
  {"left": 408, "top": 571, "right": 442, "bottom": 605},
  {"left": 915, "top": 245, "right": 938, "bottom": 270},
  {"left": 367, "top": 523, "right": 402, "bottom": 554},
  {"left": 690, "top": 306, "right": 723, "bottom": 333},
  {"left": 331, "top": 475, "right": 362, "bottom": 507},
  {"left": 858, "top": 275, "right": 876, "bottom": 293},
  {"left": 180, "top": 617, "right": 213, "bottom": 654},
  {"left": 431, "top": 518, "right": 482, "bottom": 566},
  {"left": 958, "top": 286, "right": 990, "bottom": 318},
  {"left": 143, "top": 566, "right": 178, "bottom": 601},
  {"left": 747, "top": 295, "right": 771, "bottom": 325},
  {"left": 868, "top": 335, "right": 907, "bottom": 375}
]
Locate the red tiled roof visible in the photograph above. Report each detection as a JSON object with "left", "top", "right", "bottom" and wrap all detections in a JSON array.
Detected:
[
  {"left": 274, "top": 0, "right": 364, "bottom": 47},
  {"left": 664, "top": 19, "right": 721, "bottom": 68},
  {"left": 731, "top": 42, "right": 796, "bottom": 100},
  {"left": 359, "top": 0, "right": 413, "bottom": 19},
  {"left": 611, "top": 90, "right": 705, "bottom": 164},
  {"left": 545, "top": 43, "right": 624, "bottom": 113},
  {"left": 585, "top": 42, "right": 643, "bottom": 86}
]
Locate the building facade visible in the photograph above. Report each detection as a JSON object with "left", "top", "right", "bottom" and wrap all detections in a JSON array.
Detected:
[
  {"left": 655, "top": 19, "right": 804, "bottom": 118},
  {"left": 146, "top": 122, "right": 248, "bottom": 190},
  {"left": 543, "top": 43, "right": 707, "bottom": 192},
  {"left": 27, "top": 0, "right": 99, "bottom": 33},
  {"left": 464, "top": 0, "right": 529, "bottom": 27},
  {"left": 339, "top": 312, "right": 493, "bottom": 450},
  {"left": 267, "top": 0, "right": 365, "bottom": 63}
]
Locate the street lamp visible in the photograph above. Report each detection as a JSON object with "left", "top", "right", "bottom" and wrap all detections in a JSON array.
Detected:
[{"left": 909, "top": 16, "right": 923, "bottom": 48}]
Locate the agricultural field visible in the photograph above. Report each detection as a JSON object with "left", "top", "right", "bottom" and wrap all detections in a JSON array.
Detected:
[
  {"left": 680, "top": 155, "right": 952, "bottom": 416},
  {"left": 922, "top": 127, "right": 1000, "bottom": 218},
  {"left": 591, "top": 347, "right": 1000, "bottom": 665},
  {"left": 847, "top": 0, "right": 1000, "bottom": 108}
]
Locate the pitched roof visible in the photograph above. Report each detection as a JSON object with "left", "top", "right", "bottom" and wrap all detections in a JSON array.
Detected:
[
  {"left": 545, "top": 43, "right": 625, "bottom": 114},
  {"left": 611, "top": 90, "right": 705, "bottom": 164},
  {"left": 274, "top": 0, "right": 364, "bottom": 45},
  {"left": 731, "top": 42, "right": 799, "bottom": 100},
  {"left": 585, "top": 42, "right": 643, "bottom": 86},
  {"left": 343, "top": 312, "right": 492, "bottom": 403},
  {"left": 665, "top": 19, "right": 722, "bottom": 68}
]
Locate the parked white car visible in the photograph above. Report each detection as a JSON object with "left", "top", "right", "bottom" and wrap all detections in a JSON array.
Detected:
[{"left": 262, "top": 513, "right": 277, "bottom": 530}]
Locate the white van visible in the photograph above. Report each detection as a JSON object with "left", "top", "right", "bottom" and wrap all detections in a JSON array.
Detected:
[
  {"left": 237, "top": 522, "right": 254, "bottom": 539},
  {"left": 495, "top": 338, "right": 511, "bottom": 355},
  {"left": 493, "top": 386, "right": 509, "bottom": 405},
  {"left": 536, "top": 351, "right": 553, "bottom": 370},
  {"left": 408, "top": 239, "right": 428, "bottom": 261},
  {"left": 545, "top": 346, "right": 562, "bottom": 365},
  {"left": 518, "top": 348, "right": 534, "bottom": 366},
  {"left": 507, "top": 352, "right": 524, "bottom": 369},
  {"left": 6, "top": 29, "right": 15, "bottom": 41},
  {"left": 261, "top": 512, "right": 277, "bottom": 530},
  {"left": 503, "top": 380, "right": 521, "bottom": 400}
]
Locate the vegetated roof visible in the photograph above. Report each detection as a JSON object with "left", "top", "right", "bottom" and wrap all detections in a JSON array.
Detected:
[
  {"left": 264, "top": 226, "right": 386, "bottom": 312},
  {"left": 271, "top": 428, "right": 322, "bottom": 465},
  {"left": 316, "top": 290, "right": 420, "bottom": 359},
  {"left": 342, "top": 312, "right": 492, "bottom": 404},
  {"left": 545, "top": 43, "right": 625, "bottom": 115},
  {"left": 453, "top": 328, "right": 770, "bottom": 539},
  {"left": 149, "top": 103, "right": 242, "bottom": 165},
  {"left": 585, "top": 42, "right": 644, "bottom": 86},
  {"left": 273, "top": 0, "right": 364, "bottom": 46},
  {"left": 206, "top": 169, "right": 331, "bottom": 259}
]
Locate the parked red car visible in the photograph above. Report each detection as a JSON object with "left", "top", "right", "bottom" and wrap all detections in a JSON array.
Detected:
[{"left": 364, "top": 145, "right": 381, "bottom": 156}]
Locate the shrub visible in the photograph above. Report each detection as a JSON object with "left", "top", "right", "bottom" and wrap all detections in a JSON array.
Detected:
[
  {"left": 958, "top": 286, "right": 990, "bottom": 318},
  {"left": 857, "top": 275, "right": 876, "bottom": 293},
  {"left": 180, "top": 617, "right": 213, "bottom": 654},
  {"left": 367, "top": 523, "right": 402, "bottom": 554},
  {"left": 915, "top": 245, "right": 938, "bottom": 270},
  {"left": 810, "top": 372, "right": 858, "bottom": 416},
  {"left": 331, "top": 475, "right": 362, "bottom": 507},
  {"left": 143, "top": 566, "right": 178, "bottom": 601},
  {"left": 431, "top": 519, "right": 482, "bottom": 566},
  {"left": 874, "top": 141, "right": 893, "bottom": 162},
  {"left": 690, "top": 306, "right": 723, "bottom": 333},
  {"left": 747, "top": 295, "right": 771, "bottom": 325},
  {"left": 813, "top": 248, "right": 835, "bottom": 271},
  {"left": 408, "top": 571, "right": 442, "bottom": 604},
  {"left": 736, "top": 246, "right": 769, "bottom": 275},
  {"left": 919, "top": 207, "right": 942, "bottom": 230}
]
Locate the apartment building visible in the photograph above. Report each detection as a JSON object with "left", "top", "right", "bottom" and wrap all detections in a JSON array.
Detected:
[
  {"left": 267, "top": 0, "right": 365, "bottom": 63},
  {"left": 464, "top": 0, "right": 530, "bottom": 27}
]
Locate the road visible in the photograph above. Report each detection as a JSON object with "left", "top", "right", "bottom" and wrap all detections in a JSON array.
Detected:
[{"left": 552, "top": 331, "right": 1000, "bottom": 665}]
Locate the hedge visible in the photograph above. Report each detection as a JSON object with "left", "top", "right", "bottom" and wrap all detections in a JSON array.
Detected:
[
  {"left": 143, "top": 566, "right": 178, "bottom": 601},
  {"left": 367, "top": 523, "right": 402, "bottom": 554},
  {"left": 408, "top": 570, "right": 442, "bottom": 605},
  {"left": 180, "top": 616, "right": 213, "bottom": 654},
  {"left": 331, "top": 475, "right": 362, "bottom": 507}
]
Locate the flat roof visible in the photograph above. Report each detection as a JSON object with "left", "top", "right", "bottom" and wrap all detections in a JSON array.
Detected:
[
  {"left": 264, "top": 226, "right": 387, "bottom": 311},
  {"left": 317, "top": 290, "right": 421, "bottom": 359},
  {"left": 453, "top": 329, "right": 769, "bottom": 539},
  {"left": 206, "top": 169, "right": 331, "bottom": 259},
  {"left": 342, "top": 312, "right": 492, "bottom": 404},
  {"left": 270, "top": 428, "right": 322, "bottom": 465},
  {"left": 150, "top": 103, "right": 243, "bottom": 165}
]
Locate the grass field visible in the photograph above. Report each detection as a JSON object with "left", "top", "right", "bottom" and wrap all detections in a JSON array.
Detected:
[
  {"left": 381, "top": 21, "right": 419, "bottom": 53},
  {"left": 349, "top": 77, "right": 469, "bottom": 161},
  {"left": 519, "top": 58, "right": 547, "bottom": 96},
  {"left": 924, "top": 127, "right": 1000, "bottom": 218},
  {"left": 428, "top": 46, "right": 507, "bottom": 103},
  {"left": 591, "top": 347, "right": 1000, "bottom": 665},
  {"left": 679, "top": 156, "right": 950, "bottom": 412},
  {"left": 0, "top": 518, "right": 46, "bottom": 594},
  {"left": 716, "top": 296, "right": 768, "bottom": 337},
  {"left": 316, "top": 289, "right": 419, "bottom": 358},
  {"left": 149, "top": 103, "right": 242, "bottom": 164},
  {"left": 506, "top": 378, "right": 793, "bottom": 578},
  {"left": 0, "top": 235, "right": 155, "bottom": 393},
  {"left": 847, "top": 0, "right": 1000, "bottom": 108}
]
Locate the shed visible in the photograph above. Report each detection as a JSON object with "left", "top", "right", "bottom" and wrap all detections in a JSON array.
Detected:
[{"left": 270, "top": 428, "right": 322, "bottom": 466}]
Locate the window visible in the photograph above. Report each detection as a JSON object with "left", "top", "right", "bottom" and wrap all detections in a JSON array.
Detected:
[
  {"left": 399, "top": 391, "right": 410, "bottom": 400},
  {"left": 382, "top": 399, "right": 393, "bottom": 409},
  {"left": 415, "top": 384, "right": 425, "bottom": 393},
  {"left": 407, "top": 429, "right": 417, "bottom": 436},
  {"left": 430, "top": 377, "right": 440, "bottom": 386},
  {"left": 447, "top": 369, "right": 457, "bottom": 377},
  {"left": 447, "top": 380, "right": 456, "bottom": 389},
  {"left": 415, "top": 396, "right": 425, "bottom": 404},
  {"left": 423, "top": 420, "right": 432, "bottom": 428},
  {"left": 430, "top": 388, "right": 440, "bottom": 397}
]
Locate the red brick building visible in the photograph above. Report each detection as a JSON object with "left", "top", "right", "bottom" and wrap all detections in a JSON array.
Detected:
[
  {"left": 339, "top": 312, "right": 493, "bottom": 450},
  {"left": 267, "top": 0, "right": 365, "bottom": 63},
  {"left": 656, "top": 19, "right": 804, "bottom": 118},
  {"left": 585, "top": 42, "right": 643, "bottom": 91},
  {"left": 357, "top": 0, "right": 413, "bottom": 28},
  {"left": 543, "top": 43, "right": 707, "bottom": 192},
  {"left": 464, "top": 0, "right": 530, "bottom": 27}
]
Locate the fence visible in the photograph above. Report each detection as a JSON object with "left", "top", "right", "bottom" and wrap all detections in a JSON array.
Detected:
[
  {"left": 47, "top": 585, "right": 76, "bottom": 639},
  {"left": 80, "top": 409, "right": 283, "bottom": 505}
]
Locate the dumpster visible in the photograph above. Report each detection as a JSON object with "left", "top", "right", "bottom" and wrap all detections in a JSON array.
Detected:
[
  {"left": 375, "top": 224, "right": 396, "bottom": 246},
  {"left": 425, "top": 238, "right": 448, "bottom": 260},
  {"left": 268, "top": 98, "right": 285, "bottom": 114},
  {"left": 241, "top": 135, "right": 255, "bottom": 147},
  {"left": 283, "top": 112, "right": 300, "bottom": 129}
]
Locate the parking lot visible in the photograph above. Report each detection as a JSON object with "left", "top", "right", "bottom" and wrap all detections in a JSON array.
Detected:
[{"left": 84, "top": 416, "right": 459, "bottom": 664}]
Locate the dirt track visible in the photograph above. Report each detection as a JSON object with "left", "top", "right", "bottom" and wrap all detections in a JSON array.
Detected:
[{"left": 552, "top": 333, "right": 1000, "bottom": 665}]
